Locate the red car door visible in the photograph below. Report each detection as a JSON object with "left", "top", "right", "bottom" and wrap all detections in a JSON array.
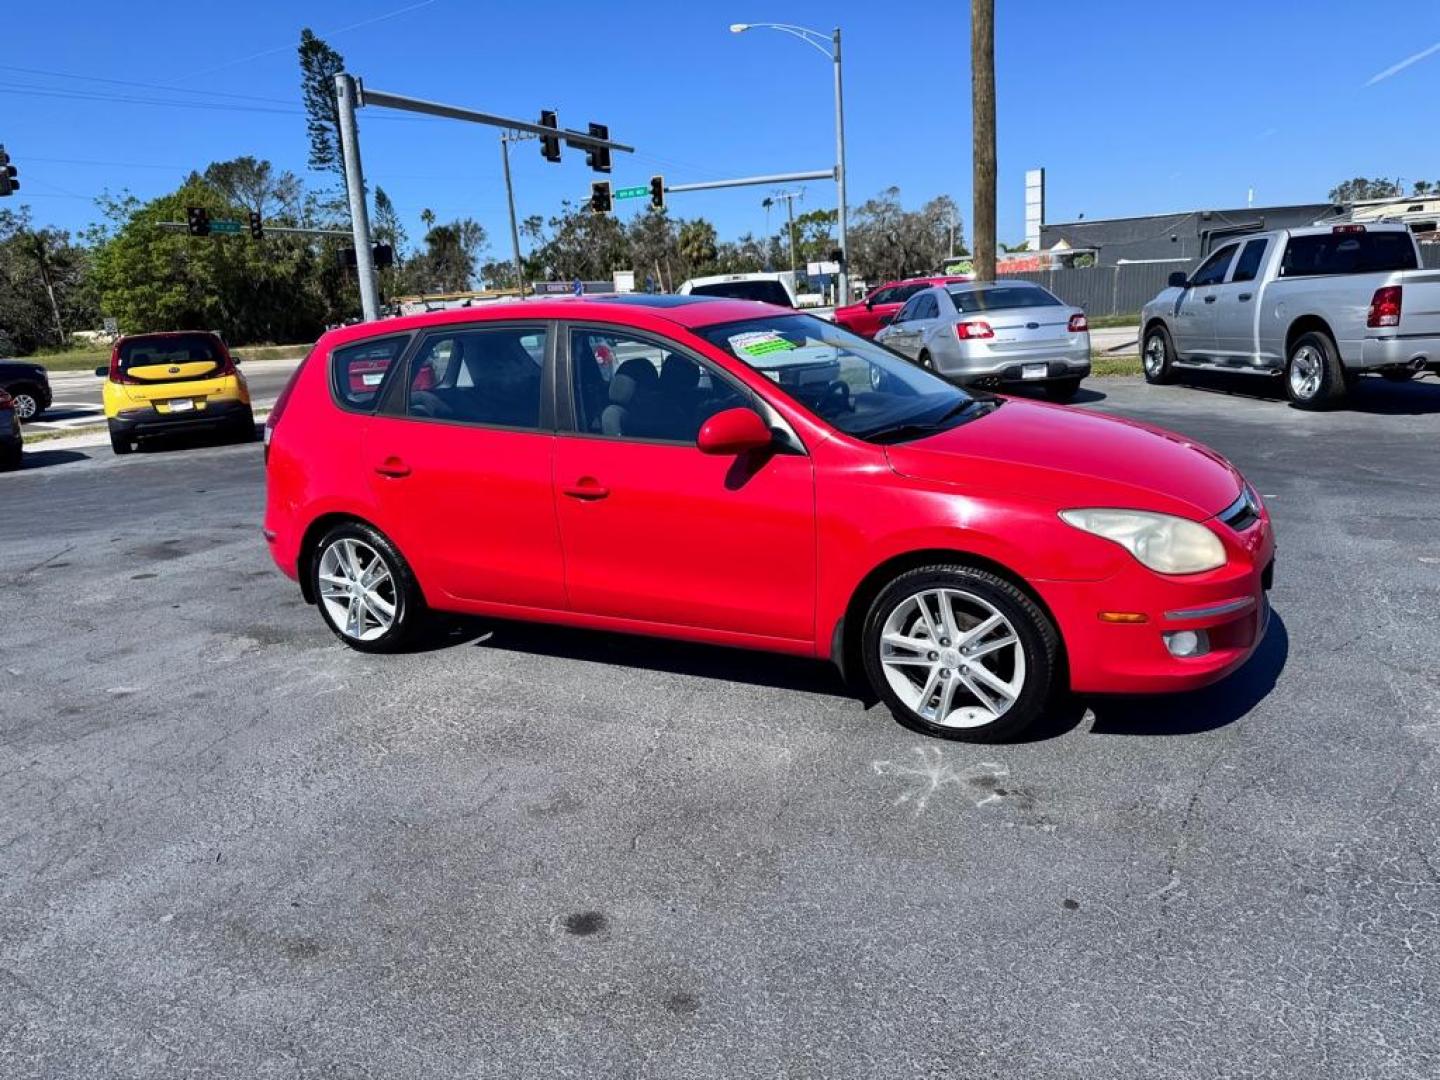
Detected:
[
  {"left": 554, "top": 326, "right": 817, "bottom": 645},
  {"left": 365, "top": 323, "right": 567, "bottom": 610}
]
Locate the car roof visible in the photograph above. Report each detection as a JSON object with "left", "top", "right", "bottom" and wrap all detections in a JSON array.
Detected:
[{"left": 319, "top": 295, "right": 796, "bottom": 349}]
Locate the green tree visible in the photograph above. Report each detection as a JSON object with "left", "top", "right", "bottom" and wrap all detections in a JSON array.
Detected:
[
  {"left": 202, "top": 156, "right": 303, "bottom": 219},
  {"left": 677, "top": 218, "right": 718, "bottom": 275},
  {"left": 0, "top": 207, "right": 96, "bottom": 353},
  {"left": 1329, "top": 177, "right": 1402, "bottom": 203},
  {"left": 627, "top": 209, "right": 678, "bottom": 290},
  {"left": 402, "top": 218, "right": 488, "bottom": 293},
  {"left": 299, "top": 29, "right": 346, "bottom": 175},
  {"left": 528, "top": 202, "right": 629, "bottom": 282}
]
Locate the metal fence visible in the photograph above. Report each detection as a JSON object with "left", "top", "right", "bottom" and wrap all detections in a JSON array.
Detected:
[{"left": 1001, "top": 242, "right": 1440, "bottom": 318}]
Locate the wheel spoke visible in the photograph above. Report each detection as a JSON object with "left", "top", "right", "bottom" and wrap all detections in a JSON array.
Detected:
[
  {"left": 364, "top": 589, "right": 395, "bottom": 619},
  {"left": 966, "top": 661, "right": 1018, "bottom": 704},
  {"left": 883, "top": 632, "right": 930, "bottom": 655},
  {"left": 936, "top": 590, "right": 961, "bottom": 640},
  {"left": 958, "top": 613, "right": 1004, "bottom": 647},
  {"left": 966, "top": 633, "right": 1017, "bottom": 660},
  {"left": 916, "top": 667, "right": 941, "bottom": 713},
  {"left": 935, "top": 674, "right": 960, "bottom": 722},
  {"left": 956, "top": 670, "right": 999, "bottom": 716},
  {"left": 913, "top": 594, "right": 941, "bottom": 640}
]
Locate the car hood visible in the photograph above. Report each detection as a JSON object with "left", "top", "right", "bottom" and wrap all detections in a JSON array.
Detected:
[{"left": 885, "top": 398, "right": 1242, "bottom": 520}]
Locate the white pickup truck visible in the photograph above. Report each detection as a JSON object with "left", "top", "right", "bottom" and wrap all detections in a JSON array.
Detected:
[{"left": 1139, "top": 223, "right": 1440, "bottom": 408}]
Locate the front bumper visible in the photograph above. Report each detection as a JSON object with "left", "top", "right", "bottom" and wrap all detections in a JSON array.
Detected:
[
  {"left": 1036, "top": 516, "right": 1275, "bottom": 695},
  {"left": 110, "top": 398, "right": 251, "bottom": 437}
]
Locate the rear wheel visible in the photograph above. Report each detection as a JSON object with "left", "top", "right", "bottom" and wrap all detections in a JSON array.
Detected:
[
  {"left": 311, "top": 521, "right": 426, "bottom": 653},
  {"left": 1048, "top": 376, "right": 1083, "bottom": 402},
  {"left": 8, "top": 385, "right": 42, "bottom": 421},
  {"left": 1142, "top": 325, "right": 1176, "bottom": 384},
  {"left": 861, "top": 565, "right": 1059, "bottom": 743},
  {"left": 232, "top": 407, "right": 257, "bottom": 442},
  {"left": 109, "top": 428, "right": 133, "bottom": 455},
  {"left": 918, "top": 349, "right": 935, "bottom": 371},
  {"left": 1285, "top": 331, "right": 1347, "bottom": 409}
]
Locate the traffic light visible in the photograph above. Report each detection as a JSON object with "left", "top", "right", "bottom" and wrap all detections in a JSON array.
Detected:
[
  {"left": 186, "top": 206, "right": 211, "bottom": 237},
  {"left": 590, "top": 181, "right": 612, "bottom": 215},
  {"left": 373, "top": 244, "right": 395, "bottom": 268},
  {"left": 649, "top": 175, "right": 665, "bottom": 211},
  {"left": 585, "top": 122, "right": 611, "bottom": 173},
  {"left": 0, "top": 145, "right": 18, "bottom": 198},
  {"left": 539, "top": 109, "right": 561, "bottom": 163},
  {"left": 248, "top": 211, "right": 263, "bottom": 240}
]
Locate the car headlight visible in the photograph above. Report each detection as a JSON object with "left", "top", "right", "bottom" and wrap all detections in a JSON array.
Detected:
[{"left": 1060, "top": 508, "right": 1226, "bottom": 575}]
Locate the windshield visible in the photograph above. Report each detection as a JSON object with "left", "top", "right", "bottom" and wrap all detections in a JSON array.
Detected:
[
  {"left": 117, "top": 334, "right": 223, "bottom": 371},
  {"left": 689, "top": 280, "right": 794, "bottom": 307},
  {"left": 948, "top": 284, "right": 1062, "bottom": 312},
  {"left": 697, "top": 314, "right": 985, "bottom": 442}
]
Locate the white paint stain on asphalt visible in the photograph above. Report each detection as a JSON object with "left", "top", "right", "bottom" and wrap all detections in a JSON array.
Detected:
[{"left": 872, "top": 746, "right": 1009, "bottom": 814}]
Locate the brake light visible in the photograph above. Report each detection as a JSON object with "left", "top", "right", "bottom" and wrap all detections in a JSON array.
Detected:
[
  {"left": 1332, "top": 224, "right": 1366, "bottom": 234},
  {"left": 955, "top": 320, "right": 994, "bottom": 341},
  {"left": 1068, "top": 313, "right": 1089, "bottom": 333},
  {"left": 106, "top": 344, "right": 141, "bottom": 385},
  {"left": 1367, "top": 285, "right": 1402, "bottom": 328}
]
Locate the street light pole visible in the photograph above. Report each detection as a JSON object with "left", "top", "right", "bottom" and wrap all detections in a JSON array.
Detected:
[
  {"left": 334, "top": 73, "right": 379, "bottom": 321},
  {"left": 832, "top": 27, "right": 849, "bottom": 305},
  {"left": 731, "top": 22, "right": 850, "bottom": 304},
  {"left": 500, "top": 132, "right": 527, "bottom": 297}
]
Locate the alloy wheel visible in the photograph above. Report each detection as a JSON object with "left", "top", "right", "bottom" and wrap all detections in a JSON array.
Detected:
[
  {"left": 1143, "top": 335, "right": 1165, "bottom": 375},
  {"left": 1289, "top": 345, "right": 1322, "bottom": 400},
  {"left": 878, "top": 587, "right": 1026, "bottom": 728},
  {"left": 12, "top": 393, "right": 37, "bottom": 420},
  {"left": 317, "top": 537, "right": 397, "bottom": 642}
]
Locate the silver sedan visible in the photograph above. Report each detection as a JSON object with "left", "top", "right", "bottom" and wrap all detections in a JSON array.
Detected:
[{"left": 875, "top": 282, "right": 1091, "bottom": 400}]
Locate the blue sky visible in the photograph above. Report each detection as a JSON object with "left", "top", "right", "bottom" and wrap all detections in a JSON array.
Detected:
[{"left": 5, "top": 1, "right": 1439, "bottom": 257}]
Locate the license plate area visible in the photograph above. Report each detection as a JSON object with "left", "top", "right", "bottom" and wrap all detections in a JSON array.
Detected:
[
  {"left": 1021, "top": 363, "right": 1047, "bottom": 380},
  {"left": 166, "top": 399, "right": 196, "bottom": 413}
]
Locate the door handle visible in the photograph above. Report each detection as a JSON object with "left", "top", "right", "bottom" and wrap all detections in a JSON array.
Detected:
[
  {"left": 563, "top": 478, "right": 610, "bottom": 501},
  {"left": 374, "top": 457, "right": 411, "bottom": 478},
  {"left": 1203, "top": 295, "right": 1217, "bottom": 303},
  {"left": 1238, "top": 292, "right": 1253, "bottom": 301}
]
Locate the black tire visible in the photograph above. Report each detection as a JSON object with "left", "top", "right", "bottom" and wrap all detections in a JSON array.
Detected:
[
  {"left": 109, "top": 428, "right": 133, "bottom": 455},
  {"left": 1285, "top": 330, "right": 1347, "bottom": 410},
  {"left": 1380, "top": 369, "right": 1416, "bottom": 383},
  {"left": 309, "top": 520, "right": 426, "bottom": 653},
  {"left": 918, "top": 350, "right": 937, "bottom": 372},
  {"left": 232, "top": 407, "right": 257, "bottom": 443},
  {"left": 8, "top": 384, "right": 43, "bottom": 421},
  {"left": 1141, "top": 325, "right": 1176, "bottom": 384},
  {"left": 860, "top": 564, "right": 1059, "bottom": 743},
  {"left": 1047, "top": 376, "right": 1083, "bottom": 402},
  {"left": 1, "top": 446, "right": 21, "bottom": 471}
]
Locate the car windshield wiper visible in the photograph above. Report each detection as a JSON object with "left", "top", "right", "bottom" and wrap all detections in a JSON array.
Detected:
[{"left": 859, "top": 398, "right": 998, "bottom": 444}]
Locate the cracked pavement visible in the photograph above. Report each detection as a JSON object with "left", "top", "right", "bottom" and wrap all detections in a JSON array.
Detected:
[{"left": 1, "top": 374, "right": 1438, "bottom": 1078}]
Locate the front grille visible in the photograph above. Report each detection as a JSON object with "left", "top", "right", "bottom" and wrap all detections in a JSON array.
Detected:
[{"left": 1218, "top": 489, "right": 1260, "bottom": 533}]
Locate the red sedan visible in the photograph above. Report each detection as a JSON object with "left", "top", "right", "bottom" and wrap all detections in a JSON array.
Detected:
[
  {"left": 264, "top": 296, "right": 1274, "bottom": 742},
  {"left": 834, "top": 275, "right": 973, "bottom": 338}
]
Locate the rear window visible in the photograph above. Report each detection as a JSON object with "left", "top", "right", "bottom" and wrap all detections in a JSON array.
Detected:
[
  {"left": 947, "top": 284, "right": 1062, "bottom": 313},
  {"left": 688, "top": 280, "right": 795, "bottom": 307},
  {"left": 332, "top": 335, "right": 409, "bottom": 411},
  {"left": 1280, "top": 231, "right": 1418, "bottom": 277},
  {"left": 117, "top": 334, "right": 223, "bottom": 371}
]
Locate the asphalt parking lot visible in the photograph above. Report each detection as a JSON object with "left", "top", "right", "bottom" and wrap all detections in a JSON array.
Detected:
[{"left": 3, "top": 374, "right": 1438, "bottom": 1079}]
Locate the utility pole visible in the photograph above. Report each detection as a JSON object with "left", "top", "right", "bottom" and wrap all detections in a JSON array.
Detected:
[
  {"left": 764, "top": 190, "right": 803, "bottom": 275},
  {"left": 971, "top": 0, "right": 997, "bottom": 282},
  {"left": 335, "top": 73, "right": 380, "bottom": 321},
  {"left": 500, "top": 132, "right": 530, "bottom": 296},
  {"left": 832, "top": 27, "right": 850, "bottom": 304}
]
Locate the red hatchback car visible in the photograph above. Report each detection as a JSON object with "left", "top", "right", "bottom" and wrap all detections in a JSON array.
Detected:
[
  {"left": 834, "top": 275, "right": 973, "bottom": 338},
  {"left": 264, "top": 296, "right": 1274, "bottom": 742}
]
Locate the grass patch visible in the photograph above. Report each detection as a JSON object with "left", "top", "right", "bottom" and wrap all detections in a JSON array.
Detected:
[
  {"left": 1086, "top": 313, "right": 1141, "bottom": 329},
  {"left": 31, "top": 342, "right": 312, "bottom": 373},
  {"left": 1092, "top": 354, "right": 1142, "bottom": 377}
]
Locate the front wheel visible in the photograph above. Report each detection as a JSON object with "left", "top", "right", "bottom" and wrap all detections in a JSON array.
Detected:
[
  {"left": 311, "top": 521, "right": 426, "bottom": 652},
  {"left": 9, "top": 387, "right": 42, "bottom": 421},
  {"left": 861, "top": 565, "right": 1059, "bottom": 742},
  {"left": 1141, "top": 326, "right": 1176, "bottom": 384},
  {"left": 1285, "top": 331, "right": 1347, "bottom": 409}
]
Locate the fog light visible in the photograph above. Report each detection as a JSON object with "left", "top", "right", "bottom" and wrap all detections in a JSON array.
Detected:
[{"left": 1163, "top": 629, "right": 1210, "bottom": 658}]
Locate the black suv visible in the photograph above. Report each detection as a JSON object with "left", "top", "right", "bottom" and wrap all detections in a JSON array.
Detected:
[{"left": 0, "top": 359, "right": 52, "bottom": 421}]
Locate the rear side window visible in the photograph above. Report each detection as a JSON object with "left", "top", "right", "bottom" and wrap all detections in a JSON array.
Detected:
[
  {"left": 404, "top": 326, "right": 545, "bottom": 429},
  {"left": 1231, "top": 238, "right": 1269, "bottom": 283},
  {"left": 948, "top": 284, "right": 1062, "bottom": 312},
  {"left": 332, "top": 336, "right": 409, "bottom": 411},
  {"left": 1280, "top": 231, "right": 1419, "bottom": 277}
]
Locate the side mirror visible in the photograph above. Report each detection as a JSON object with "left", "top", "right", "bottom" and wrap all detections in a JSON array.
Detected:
[
  {"left": 231, "top": 354, "right": 244, "bottom": 365},
  {"left": 696, "top": 407, "right": 773, "bottom": 456},
  {"left": 1168, "top": 271, "right": 1190, "bottom": 289},
  {"left": 94, "top": 365, "right": 109, "bottom": 377},
  {"left": 865, "top": 297, "right": 875, "bottom": 310}
]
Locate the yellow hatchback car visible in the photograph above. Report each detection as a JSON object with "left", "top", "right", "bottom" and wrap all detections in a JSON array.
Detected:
[{"left": 97, "top": 331, "right": 254, "bottom": 455}]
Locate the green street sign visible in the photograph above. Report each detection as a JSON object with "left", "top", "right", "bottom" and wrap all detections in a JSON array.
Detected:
[
  {"left": 209, "top": 219, "right": 244, "bottom": 234},
  {"left": 613, "top": 186, "right": 648, "bottom": 200}
]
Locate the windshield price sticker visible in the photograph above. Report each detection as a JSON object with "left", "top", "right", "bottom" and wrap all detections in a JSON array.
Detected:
[{"left": 730, "top": 331, "right": 799, "bottom": 358}]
